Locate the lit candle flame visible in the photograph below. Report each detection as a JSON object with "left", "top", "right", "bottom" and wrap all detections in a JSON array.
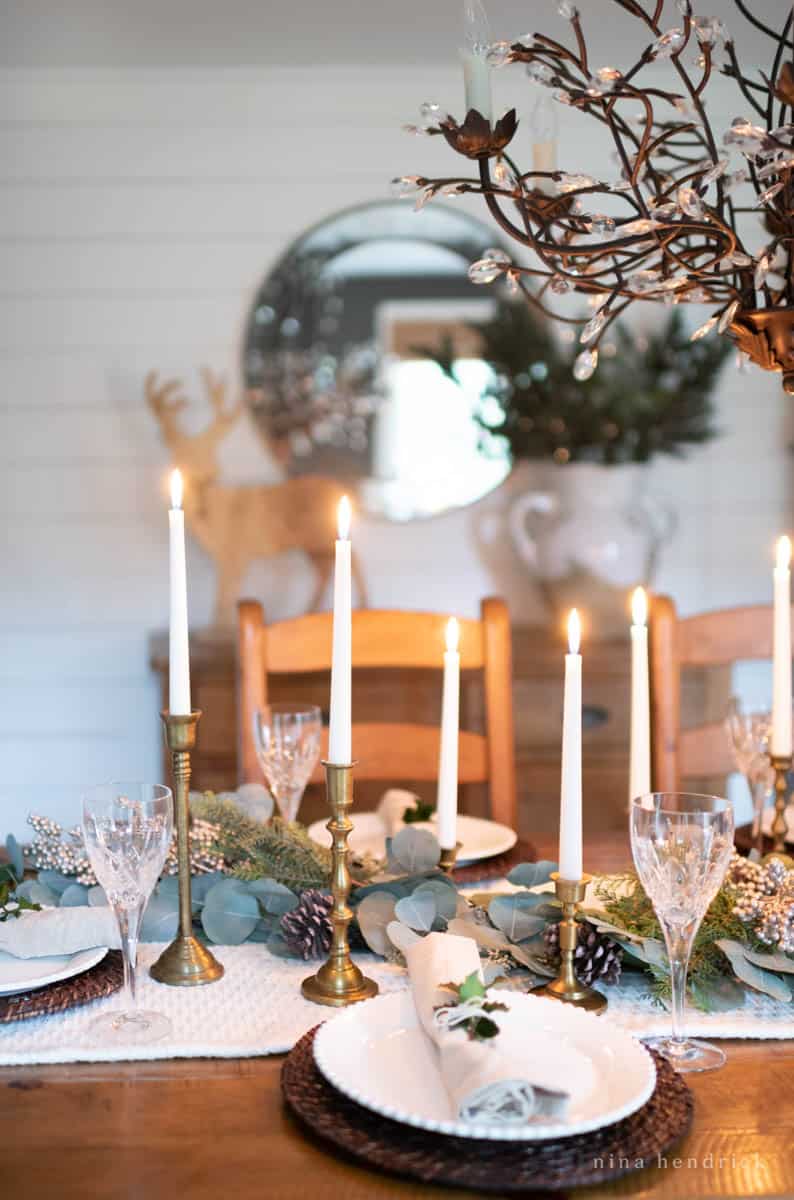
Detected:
[
  {"left": 568, "top": 609, "right": 581, "bottom": 654},
  {"left": 337, "top": 495, "right": 351, "bottom": 540},
  {"left": 776, "top": 535, "right": 791, "bottom": 571},
  {"left": 170, "top": 468, "right": 183, "bottom": 510},
  {"left": 445, "top": 617, "right": 460, "bottom": 653},
  {"left": 631, "top": 586, "right": 647, "bottom": 628}
]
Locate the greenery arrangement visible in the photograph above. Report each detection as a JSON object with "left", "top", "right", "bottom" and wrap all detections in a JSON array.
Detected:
[
  {"left": 7, "top": 794, "right": 794, "bottom": 1015},
  {"left": 423, "top": 302, "right": 731, "bottom": 467}
]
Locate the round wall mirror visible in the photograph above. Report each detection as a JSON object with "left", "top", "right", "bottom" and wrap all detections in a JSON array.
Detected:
[{"left": 243, "top": 201, "right": 512, "bottom": 521}]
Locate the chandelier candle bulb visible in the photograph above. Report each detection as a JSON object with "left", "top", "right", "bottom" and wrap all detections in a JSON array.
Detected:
[
  {"left": 531, "top": 94, "right": 558, "bottom": 195},
  {"left": 772, "top": 536, "right": 792, "bottom": 758},
  {"left": 461, "top": 0, "right": 492, "bottom": 121},
  {"left": 559, "top": 610, "right": 583, "bottom": 881},
  {"left": 437, "top": 617, "right": 461, "bottom": 850},
  {"left": 168, "top": 469, "right": 191, "bottom": 716},
  {"left": 328, "top": 496, "right": 353, "bottom": 765},
  {"left": 629, "top": 587, "right": 651, "bottom": 801}
]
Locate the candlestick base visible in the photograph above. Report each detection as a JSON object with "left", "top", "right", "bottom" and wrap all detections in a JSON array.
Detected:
[
  {"left": 149, "top": 711, "right": 224, "bottom": 987},
  {"left": 302, "top": 762, "right": 378, "bottom": 1008},
  {"left": 438, "top": 842, "right": 462, "bottom": 875},
  {"left": 762, "top": 754, "right": 794, "bottom": 867},
  {"left": 532, "top": 873, "right": 607, "bottom": 1015}
]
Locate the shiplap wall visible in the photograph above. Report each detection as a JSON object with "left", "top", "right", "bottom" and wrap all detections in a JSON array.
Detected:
[{"left": 0, "top": 65, "right": 788, "bottom": 836}]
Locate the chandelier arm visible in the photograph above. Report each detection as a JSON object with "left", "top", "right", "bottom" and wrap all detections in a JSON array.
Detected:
[
  {"left": 733, "top": 0, "right": 784, "bottom": 45},
  {"left": 512, "top": 276, "right": 588, "bottom": 326},
  {"left": 767, "top": 10, "right": 793, "bottom": 128},
  {"left": 570, "top": 12, "right": 589, "bottom": 76},
  {"left": 722, "top": 46, "right": 769, "bottom": 119}
]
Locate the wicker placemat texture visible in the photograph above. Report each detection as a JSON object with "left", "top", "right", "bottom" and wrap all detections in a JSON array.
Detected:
[
  {"left": 0, "top": 951, "right": 124, "bottom": 1024},
  {"left": 282, "top": 1029, "right": 693, "bottom": 1192},
  {"left": 452, "top": 837, "right": 537, "bottom": 883}
]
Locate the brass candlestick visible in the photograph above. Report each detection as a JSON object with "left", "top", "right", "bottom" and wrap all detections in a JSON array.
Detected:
[
  {"left": 533, "top": 873, "right": 607, "bottom": 1014},
  {"left": 438, "top": 842, "right": 461, "bottom": 875},
  {"left": 765, "top": 754, "right": 794, "bottom": 866},
  {"left": 302, "top": 762, "right": 378, "bottom": 1007},
  {"left": 149, "top": 711, "right": 224, "bottom": 987}
]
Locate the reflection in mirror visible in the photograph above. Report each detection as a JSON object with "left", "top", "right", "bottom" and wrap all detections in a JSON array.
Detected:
[{"left": 243, "top": 201, "right": 512, "bottom": 521}]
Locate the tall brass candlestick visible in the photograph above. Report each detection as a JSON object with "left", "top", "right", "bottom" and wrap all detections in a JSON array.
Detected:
[
  {"left": 149, "top": 711, "right": 224, "bottom": 986},
  {"left": 533, "top": 873, "right": 607, "bottom": 1014},
  {"left": 302, "top": 762, "right": 378, "bottom": 1006},
  {"left": 766, "top": 754, "right": 794, "bottom": 865}
]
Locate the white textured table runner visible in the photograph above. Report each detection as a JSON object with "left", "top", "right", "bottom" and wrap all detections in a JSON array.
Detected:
[{"left": 1, "top": 940, "right": 793, "bottom": 1067}]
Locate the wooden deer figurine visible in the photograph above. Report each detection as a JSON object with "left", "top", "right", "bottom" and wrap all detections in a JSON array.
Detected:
[{"left": 145, "top": 368, "right": 367, "bottom": 626}]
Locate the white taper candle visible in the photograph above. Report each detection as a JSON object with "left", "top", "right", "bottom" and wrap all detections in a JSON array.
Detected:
[
  {"left": 168, "top": 469, "right": 191, "bottom": 715},
  {"left": 437, "top": 617, "right": 461, "bottom": 850},
  {"left": 328, "top": 496, "right": 353, "bottom": 764},
  {"left": 461, "top": 0, "right": 492, "bottom": 120},
  {"left": 629, "top": 587, "right": 651, "bottom": 801},
  {"left": 772, "top": 536, "right": 792, "bottom": 757},
  {"left": 559, "top": 610, "right": 583, "bottom": 881}
]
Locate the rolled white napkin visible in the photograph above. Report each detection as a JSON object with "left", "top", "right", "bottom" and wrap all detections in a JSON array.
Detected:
[
  {"left": 403, "top": 931, "right": 570, "bottom": 1127},
  {"left": 0, "top": 907, "right": 119, "bottom": 959},
  {"left": 376, "top": 788, "right": 419, "bottom": 837}
]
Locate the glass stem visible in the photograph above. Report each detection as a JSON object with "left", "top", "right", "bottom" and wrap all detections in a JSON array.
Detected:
[
  {"left": 751, "top": 779, "right": 768, "bottom": 853},
  {"left": 662, "top": 918, "right": 696, "bottom": 1050},
  {"left": 114, "top": 902, "right": 144, "bottom": 1012}
]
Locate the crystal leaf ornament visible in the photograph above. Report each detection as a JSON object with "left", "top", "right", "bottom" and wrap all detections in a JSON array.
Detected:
[
  {"left": 573, "top": 348, "right": 598, "bottom": 380},
  {"left": 651, "top": 29, "right": 685, "bottom": 59}
]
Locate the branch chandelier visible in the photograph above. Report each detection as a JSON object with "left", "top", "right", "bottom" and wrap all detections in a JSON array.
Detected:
[{"left": 395, "top": 1, "right": 794, "bottom": 393}]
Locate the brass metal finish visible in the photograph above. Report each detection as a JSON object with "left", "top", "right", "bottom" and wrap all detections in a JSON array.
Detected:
[
  {"left": 763, "top": 754, "right": 794, "bottom": 867},
  {"left": 302, "top": 762, "right": 378, "bottom": 1007},
  {"left": 532, "top": 872, "right": 607, "bottom": 1014},
  {"left": 438, "top": 842, "right": 461, "bottom": 875},
  {"left": 149, "top": 711, "right": 224, "bottom": 987}
]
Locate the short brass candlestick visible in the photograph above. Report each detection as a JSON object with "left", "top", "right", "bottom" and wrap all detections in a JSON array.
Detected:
[
  {"left": 302, "top": 762, "right": 378, "bottom": 1007},
  {"left": 533, "top": 873, "right": 607, "bottom": 1014},
  {"left": 149, "top": 711, "right": 224, "bottom": 986},
  {"left": 765, "top": 754, "right": 794, "bottom": 866},
  {"left": 438, "top": 842, "right": 461, "bottom": 875}
]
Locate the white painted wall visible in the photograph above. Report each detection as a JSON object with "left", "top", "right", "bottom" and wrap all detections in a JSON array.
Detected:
[{"left": 0, "top": 64, "right": 789, "bottom": 836}]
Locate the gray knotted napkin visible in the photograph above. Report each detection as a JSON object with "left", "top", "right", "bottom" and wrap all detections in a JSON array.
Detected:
[{"left": 0, "top": 907, "right": 119, "bottom": 959}]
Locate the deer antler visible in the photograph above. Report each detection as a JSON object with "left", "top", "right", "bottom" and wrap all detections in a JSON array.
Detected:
[
  {"left": 200, "top": 367, "right": 242, "bottom": 432},
  {"left": 144, "top": 370, "right": 189, "bottom": 419}
]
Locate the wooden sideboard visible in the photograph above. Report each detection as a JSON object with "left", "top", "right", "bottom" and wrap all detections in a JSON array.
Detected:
[{"left": 150, "top": 625, "right": 728, "bottom": 838}]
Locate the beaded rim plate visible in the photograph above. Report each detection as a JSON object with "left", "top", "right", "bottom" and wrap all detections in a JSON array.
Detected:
[
  {"left": 308, "top": 812, "right": 517, "bottom": 865},
  {"left": 313, "top": 990, "right": 656, "bottom": 1142},
  {"left": 0, "top": 947, "right": 108, "bottom": 997}
]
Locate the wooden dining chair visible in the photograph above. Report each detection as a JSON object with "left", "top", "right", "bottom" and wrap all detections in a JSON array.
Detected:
[
  {"left": 236, "top": 598, "right": 517, "bottom": 829},
  {"left": 650, "top": 594, "right": 790, "bottom": 792}
]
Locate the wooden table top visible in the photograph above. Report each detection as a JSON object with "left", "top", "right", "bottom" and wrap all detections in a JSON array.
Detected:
[{"left": 2, "top": 833, "right": 792, "bottom": 1200}]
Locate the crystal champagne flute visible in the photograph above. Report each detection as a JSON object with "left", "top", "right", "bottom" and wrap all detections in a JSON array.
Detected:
[
  {"left": 725, "top": 699, "right": 772, "bottom": 852},
  {"left": 82, "top": 782, "right": 173, "bottom": 1043},
  {"left": 253, "top": 704, "right": 322, "bottom": 822},
  {"left": 630, "top": 792, "right": 734, "bottom": 1073}
]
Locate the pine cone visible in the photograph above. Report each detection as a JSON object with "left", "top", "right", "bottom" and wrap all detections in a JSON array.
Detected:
[
  {"left": 280, "top": 889, "right": 334, "bottom": 960},
  {"left": 543, "top": 921, "right": 623, "bottom": 986}
]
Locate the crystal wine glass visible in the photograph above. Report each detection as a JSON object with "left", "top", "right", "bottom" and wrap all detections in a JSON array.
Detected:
[
  {"left": 82, "top": 782, "right": 173, "bottom": 1043},
  {"left": 630, "top": 792, "right": 734, "bottom": 1074},
  {"left": 253, "top": 704, "right": 322, "bottom": 822},
  {"left": 725, "top": 699, "right": 773, "bottom": 853}
]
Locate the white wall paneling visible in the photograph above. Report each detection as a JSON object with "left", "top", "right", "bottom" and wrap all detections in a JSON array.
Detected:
[{"left": 0, "top": 64, "right": 790, "bottom": 836}]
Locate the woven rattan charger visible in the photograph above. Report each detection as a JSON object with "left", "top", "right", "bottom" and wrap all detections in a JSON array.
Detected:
[
  {"left": 282, "top": 1028, "right": 693, "bottom": 1192},
  {"left": 0, "top": 950, "right": 124, "bottom": 1024}
]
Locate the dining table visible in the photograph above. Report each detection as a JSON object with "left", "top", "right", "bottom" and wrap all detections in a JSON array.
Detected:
[{"left": 2, "top": 830, "right": 793, "bottom": 1200}]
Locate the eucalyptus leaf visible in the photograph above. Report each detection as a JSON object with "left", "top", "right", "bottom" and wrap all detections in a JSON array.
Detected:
[
  {"left": 59, "top": 883, "right": 89, "bottom": 907},
  {"left": 394, "top": 890, "right": 436, "bottom": 933},
  {"left": 201, "top": 879, "right": 260, "bottom": 945},
  {"left": 488, "top": 894, "right": 548, "bottom": 942},
  {"left": 141, "top": 890, "right": 180, "bottom": 942},
  {"left": 389, "top": 828, "right": 441, "bottom": 874},
  {"left": 247, "top": 877, "right": 299, "bottom": 917},
  {"left": 413, "top": 880, "right": 458, "bottom": 923},
  {"left": 189, "top": 871, "right": 228, "bottom": 910},
  {"left": 5, "top": 834, "right": 23, "bottom": 881},
  {"left": 742, "top": 947, "right": 794, "bottom": 974},
  {"left": 37, "top": 870, "right": 73, "bottom": 896},
  {"left": 356, "top": 890, "right": 397, "bottom": 955},
  {"left": 16, "top": 880, "right": 59, "bottom": 907},
  {"left": 353, "top": 870, "right": 443, "bottom": 902},
  {"left": 690, "top": 975, "right": 746, "bottom": 1013},
  {"left": 506, "top": 861, "right": 558, "bottom": 889},
  {"left": 715, "top": 938, "right": 792, "bottom": 1002},
  {"left": 640, "top": 938, "right": 668, "bottom": 970},
  {"left": 88, "top": 886, "right": 108, "bottom": 907},
  {"left": 447, "top": 917, "right": 511, "bottom": 953},
  {"left": 507, "top": 942, "right": 557, "bottom": 976},
  {"left": 386, "top": 919, "right": 421, "bottom": 955}
]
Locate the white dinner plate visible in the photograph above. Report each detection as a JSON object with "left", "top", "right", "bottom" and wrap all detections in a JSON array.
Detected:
[
  {"left": 313, "top": 990, "right": 656, "bottom": 1142},
  {"left": 0, "top": 946, "right": 108, "bottom": 997},
  {"left": 308, "top": 812, "right": 517, "bottom": 865}
]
